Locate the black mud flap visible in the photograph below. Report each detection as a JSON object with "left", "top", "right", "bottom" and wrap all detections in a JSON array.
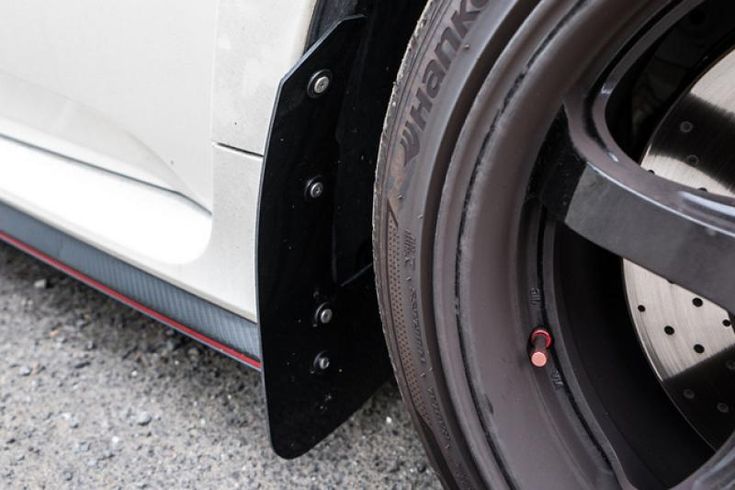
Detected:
[{"left": 257, "top": 16, "right": 392, "bottom": 458}]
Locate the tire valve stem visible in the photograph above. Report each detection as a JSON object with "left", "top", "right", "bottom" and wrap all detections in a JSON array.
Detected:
[{"left": 529, "top": 327, "right": 553, "bottom": 368}]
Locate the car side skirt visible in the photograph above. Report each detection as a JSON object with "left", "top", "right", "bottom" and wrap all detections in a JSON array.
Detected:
[{"left": 0, "top": 201, "right": 261, "bottom": 369}]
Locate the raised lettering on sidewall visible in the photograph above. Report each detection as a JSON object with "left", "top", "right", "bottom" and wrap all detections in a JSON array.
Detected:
[{"left": 400, "top": 0, "right": 488, "bottom": 166}]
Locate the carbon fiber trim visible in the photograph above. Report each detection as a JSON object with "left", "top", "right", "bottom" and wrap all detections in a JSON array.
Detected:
[{"left": 0, "top": 200, "right": 261, "bottom": 366}]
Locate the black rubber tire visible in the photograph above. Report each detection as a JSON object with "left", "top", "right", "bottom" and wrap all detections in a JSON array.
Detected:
[
  {"left": 372, "top": 1, "right": 647, "bottom": 488},
  {"left": 373, "top": 2, "right": 540, "bottom": 487}
]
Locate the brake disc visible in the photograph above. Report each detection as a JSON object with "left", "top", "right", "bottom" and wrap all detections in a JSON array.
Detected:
[{"left": 623, "top": 47, "right": 735, "bottom": 449}]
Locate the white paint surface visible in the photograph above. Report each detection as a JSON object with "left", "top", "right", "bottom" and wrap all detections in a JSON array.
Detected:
[{"left": 0, "top": 1, "right": 319, "bottom": 319}]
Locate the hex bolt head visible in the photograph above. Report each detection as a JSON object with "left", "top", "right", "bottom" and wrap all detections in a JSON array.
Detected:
[
  {"left": 314, "top": 352, "right": 331, "bottom": 371},
  {"left": 307, "top": 70, "right": 332, "bottom": 98},
  {"left": 307, "top": 180, "right": 325, "bottom": 200},
  {"left": 316, "top": 303, "right": 333, "bottom": 325},
  {"left": 312, "top": 75, "right": 330, "bottom": 94}
]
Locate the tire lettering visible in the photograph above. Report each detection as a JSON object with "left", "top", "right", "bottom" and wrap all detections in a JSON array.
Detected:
[{"left": 401, "top": 0, "right": 488, "bottom": 166}]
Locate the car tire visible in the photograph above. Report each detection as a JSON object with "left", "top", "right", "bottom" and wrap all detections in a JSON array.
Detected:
[{"left": 372, "top": 0, "right": 723, "bottom": 488}]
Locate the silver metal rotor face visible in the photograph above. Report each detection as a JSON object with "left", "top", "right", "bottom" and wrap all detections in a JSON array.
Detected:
[{"left": 623, "top": 47, "right": 735, "bottom": 449}]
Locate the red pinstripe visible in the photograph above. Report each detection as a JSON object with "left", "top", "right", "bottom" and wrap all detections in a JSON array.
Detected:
[{"left": 0, "top": 230, "right": 262, "bottom": 370}]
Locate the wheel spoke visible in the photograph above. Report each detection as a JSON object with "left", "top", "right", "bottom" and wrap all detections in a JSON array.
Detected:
[{"left": 540, "top": 97, "right": 735, "bottom": 313}]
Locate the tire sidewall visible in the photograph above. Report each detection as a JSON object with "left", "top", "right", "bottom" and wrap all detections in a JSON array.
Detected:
[
  {"left": 375, "top": 1, "right": 537, "bottom": 488},
  {"left": 374, "top": 0, "right": 671, "bottom": 488}
]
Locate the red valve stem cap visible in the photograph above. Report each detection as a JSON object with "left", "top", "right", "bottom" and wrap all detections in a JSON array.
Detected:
[{"left": 530, "top": 350, "right": 549, "bottom": 368}]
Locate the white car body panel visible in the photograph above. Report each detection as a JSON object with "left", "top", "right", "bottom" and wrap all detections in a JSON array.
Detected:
[
  {"left": 0, "top": 1, "right": 317, "bottom": 320},
  {"left": 212, "top": 0, "right": 317, "bottom": 154}
]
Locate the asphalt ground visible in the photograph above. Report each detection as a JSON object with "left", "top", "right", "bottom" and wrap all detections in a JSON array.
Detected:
[{"left": 0, "top": 242, "right": 441, "bottom": 489}]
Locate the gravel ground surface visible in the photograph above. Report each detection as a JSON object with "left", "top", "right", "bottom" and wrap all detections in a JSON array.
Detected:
[{"left": 0, "top": 243, "right": 440, "bottom": 489}]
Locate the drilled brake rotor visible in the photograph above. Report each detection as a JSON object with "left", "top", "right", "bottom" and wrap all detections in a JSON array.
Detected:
[{"left": 623, "top": 47, "right": 735, "bottom": 448}]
